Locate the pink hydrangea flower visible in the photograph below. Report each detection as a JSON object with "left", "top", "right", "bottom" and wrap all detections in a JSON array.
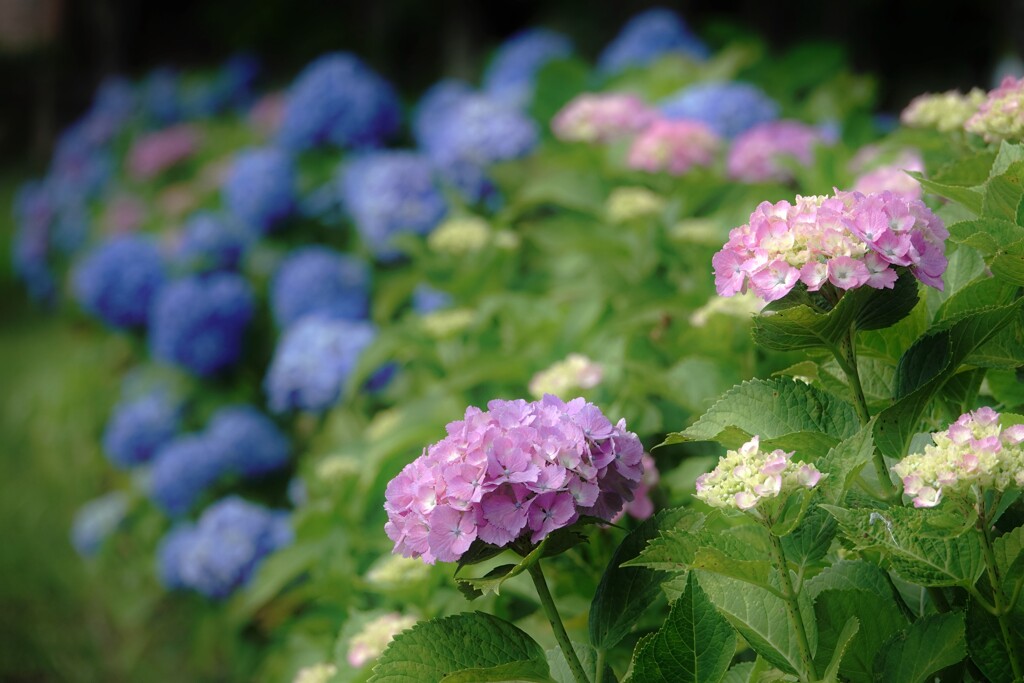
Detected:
[
  {"left": 248, "top": 91, "right": 287, "bottom": 136},
  {"left": 384, "top": 396, "right": 644, "bottom": 564},
  {"left": 727, "top": 120, "right": 824, "bottom": 183},
  {"left": 551, "top": 93, "right": 657, "bottom": 143},
  {"left": 851, "top": 148, "right": 924, "bottom": 200},
  {"left": 627, "top": 119, "right": 721, "bottom": 175},
  {"left": 712, "top": 189, "right": 947, "bottom": 302},
  {"left": 965, "top": 76, "right": 1024, "bottom": 142},
  {"left": 127, "top": 125, "right": 201, "bottom": 180}
]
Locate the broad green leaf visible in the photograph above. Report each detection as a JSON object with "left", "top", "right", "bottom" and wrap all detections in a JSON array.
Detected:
[
  {"left": 989, "top": 140, "right": 1024, "bottom": 176},
  {"left": 982, "top": 160, "right": 1024, "bottom": 220},
  {"left": 947, "top": 218, "right": 1024, "bottom": 256},
  {"left": 697, "top": 571, "right": 817, "bottom": 678},
  {"left": 873, "top": 611, "right": 966, "bottom": 683},
  {"left": 628, "top": 572, "right": 736, "bottom": 683},
  {"left": 546, "top": 642, "right": 616, "bottom": 683},
  {"left": 821, "top": 617, "right": 859, "bottom": 683},
  {"left": 690, "top": 546, "right": 777, "bottom": 593},
  {"left": 751, "top": 271, "right": 919, "bottom": 352},
  {"left": 994, "top": 525, "right": 1024, "bottom": 588},
  {"left": 935, "top": 276, "right": 1018, "bottom": 321},
  {"left": 823, "top": 506, "right": 985, "bottom": 587},
  {"left": 781, "top": 508, "right": 837, "bottom": 579},
  {"left": 666, "top": 378, "right": 859, "bottom": 454},
  {"left": 909, "top": 171, "right": 983, "bottom": 215},
  {"left": 589, "top": 509, "right": 684, "bottom": 649},
  {"left": 368, "top": 612, "right": 551, "bottom": 683},
  {"left": 986, "top": 369, "right": 1024, "bottom": 408},
  {"left": 814, "top": 422, "right": 875, "bottom": 505},
  {"left": 991, "top": 248, "right": 1024, "bottom": 286},
  {"left": 966, "top": 599, "right": 1023, "bottom": 683},
  {"left": 624, "top": 509, "right": 708, "bottom": 572},
  {"left": 455, "top": 538, "right": 549, "bottom": 600},
  {"left": 876, "top": 300, "right": 1024, "bottom": 458}
]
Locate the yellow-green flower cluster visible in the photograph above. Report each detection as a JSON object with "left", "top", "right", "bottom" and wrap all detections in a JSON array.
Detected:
[
  {"left": 900, "top": 88, "right": 986, "bottom": 133},
  {"left": 365, "top": 554, "right": 432, "bottom": 590},
  {"left": 421, "top": 308, "right": 475, "bottom": 338},
  {"left": 528, "top": 353, "right": 603, "bottom": 398},
  {"left": 965, "top": 76, "right": 1024, "bottom": 142},
  {"left": 427, "top": 216, "right": 491, "bottom": 254},
  {"left": 347, "top": 613, "right": 418, "bottom": 667},
  {"left": 893, "top": 407, "right": 1024, "bottom": 508},
  {"left": 606, "top": 186, "right": 665, "bottom": 223},
  {"left": 689, "top": 291, "right": 765, "bottom": 327},
  {"left": 292, "top": 663, "right": 337, "bottom": 683},
  {"left": 695, "top": 436, "right": 823, "bottom": 511}
]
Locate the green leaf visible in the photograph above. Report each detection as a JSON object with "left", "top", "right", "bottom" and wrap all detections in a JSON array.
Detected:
[
  {"left": 991, "top": 247, "right": 1024, "bottom": 286},
  {"left": 909, "top": 171, "right": 983, "bottom": 215},
  {"left": 751, "top": 271, "right": 919, "bottom": 352},
  {"left": 546, "top": 643, "right": 616, "bottom": 683},
  {"left": 690, "top": 546, "right": 777, "bottom": 593},
  {"left": 814, "top": 422, "right": 875, "bottom": 505},
  {"left": 873, "top": 611, "right": 966, "bottom": 683},
  {"left": 629, "top": 572, "right": 736, "bottom": 683},
  {"left": 875, "top": 300, "right": 1024, "bottom": 458},
  {"left": 666, "top": 378, "right": 859, "bottom": 455},
  {"left": 624, "top": 509, "right": 708, "bottom": 572},
  {"left": 455, "top": 539, "right": 549, "bottom": 600},
  {"left": 781, "top": 507, "right": 837, "bottom": 578},
  {"left": 822, "top": 506, "right": 985, "bottom": 587},
  {"left": 368, "top": 612, "right": 552, "bottom": 683},
  {"left": 947, "top": 218, "right": 1024, "bottom": 256},
  {"left": 966, "top": 599, "right": 1023, "bottom": 683},
  {"left": 982, "top": 160, "right": 1024, "bottom": 220},
  {"left": 697, "top": 571, "right": 817, "bottom": 677},
  {"left": 987, "top": 369, "right": 1024, "bottom": 408},
  {"left": 821, "top": 617, "right": 859, "bottom": 683},
  {"left": 994, "top": 525, "right": 1024, "bottom": 588},
  {"left": 589, "top": 509, "right": 682, "bottom": 650}
]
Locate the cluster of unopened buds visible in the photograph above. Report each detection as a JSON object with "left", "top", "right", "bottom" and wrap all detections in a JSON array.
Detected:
[
  {"left": 695, "top": 436, "right": 823, "bottom": 511},
  {"left": 384, "top": 395, "right": 643, "bottom": 563},
  {"left": 893, "top": 407, "right": 1024, "bottom": 508},
  {"left": 900, "top": 88, "right": 986, "bottom": 133},
  {"left": 965, "top": 76, "right": 1024, "bottom": 142},
  {"left": 712, "top": 189, "right": 947, "bottom": 302},
  {"left": 528, "top": 353, "right": 603, "bottom": 399}
]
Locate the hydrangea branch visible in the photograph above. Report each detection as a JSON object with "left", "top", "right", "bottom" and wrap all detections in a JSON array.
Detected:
[
  {"left": 976, "top": 492, "right": 1023, "bottom": 680},
  {"left": 767, "top": 531, "right": 819, "bottom": 683},
  {"left": 527, "top": 560, "right": 590, "bottom": 683}
]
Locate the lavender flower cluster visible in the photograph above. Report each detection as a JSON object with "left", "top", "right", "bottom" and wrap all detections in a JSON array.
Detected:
[
  {"left": 271, "top": 246, "right": 371, "bottom": 327},
  {"left": 384, "top": 396, "right": 644, "bottom": 564}
]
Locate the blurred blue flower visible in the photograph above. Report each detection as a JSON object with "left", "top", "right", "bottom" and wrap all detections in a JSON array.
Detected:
[
  {"left": 103, "top": 392, "right": 182, "bottom": 468},
  {"left": 72, "top": 236, "right": 167, "bottom": 329},
  {"left": 412, "top": 79, "right": 473, "bottom": 149},
  {"left": 277, "top": 52, "right": 400, "bottom": 151},
  {"left": 265, "top": 316, "right": 377, "bottom": 414},
  {"left": 149, "top": 435, "right": 225, "bottom": 516},
  {"left": 141, "top": 67, "right": 183, "bottom": 126},
  {"left": 71, "top": 491, "right": 130, "bottom": 557},
  {"left": 205, "top": 405, "right": 291, "bottom": 478},
  {"left": 157, "top": 496, "right": 292, "bottom": 599},
  {"left": 598, "top": 7, "right": 709, "bottom": 75},
  {"left": 271, "top": 246, "right": 370, "bottom": 327},
  {"left": 340, "top": 152, "right": 448, "bottom": 260},
  {"left": 483, "top": 28, "right": 573, "bottom": 108},
  {"left": 176, "top": 212, "right": 250, "bottom": 273},
  {"left": 660, "top": 81, "right": 779, "bottom": 139},
  {"left": 148, "top": 274, "right": 255, "bottom": 377},
  {"left": 223, "top": 147, "right": 296, "bottom": 235},
  {"left": 411, "top": 283, "right": 452, "bottom": 314}
]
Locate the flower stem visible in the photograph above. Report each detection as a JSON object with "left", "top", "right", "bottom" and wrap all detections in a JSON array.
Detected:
[
  {"left": 978, "top": 510, "right": 1023, "bottom": 681},
  {"left": 768, "top": 532, "right": 819, "bottom": 683},
  {"left": 527, "top": 561, "right": 590, "bottom": 683}
]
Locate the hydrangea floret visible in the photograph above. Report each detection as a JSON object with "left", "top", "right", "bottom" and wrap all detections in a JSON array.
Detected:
[
  {"left": 900, "top": 88, "right": 986, "bottom": 133},
  {"left": 551, "top": 93, "right": 656, "bottom": 143},
  {"left": 712, "top": 189, "right": 948, "bottom": 302},
  {"left": 482, "top": 28, "right": 573, "bottom": 108},
  {"left": 695, "top": 436, "right": 824, "bottom": 511},
  {"left": 660, "top": 81, "right": 779, "bottom": 139},
  {"left": 426, "top": 216, "right": 491, "bottom": 255},
  {"left": 528, "top": 354, "right": 603, "bottom": 399},
  {"left": 726, "top": 120, "right": 824, "bottom": 183},
  {"left": 384, "top": 396, "right": 644, "bottom": 564},
  {"left": 291, "top": 664, "right": 337, "bottom": 683},
  {"left": 893, "top": 407, "right": 1024, "bottom": 508},
  {"left": 965, "top": 76, "right": 1024, "bottom": 142},
  {"left": 347, "top": 613, "right": 418, "bottom": 667},
  {"left": 627, "top": 119, "right": 721, "bottom": 176}
]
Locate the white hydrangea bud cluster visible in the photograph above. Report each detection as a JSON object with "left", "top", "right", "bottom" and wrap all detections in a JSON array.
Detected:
[
  {"left": 689, "top": 291, "right": 766, "bottom": 327},
  {"left": 965, "top": 76, "right": 1024, "bottom": 142},
  {"left": 347, "top": 613, "right": 418, "bottom": 668},
  {"left": 528, "top": 353, "right": 603, "bottom": 399},
  {"left": 421, "top": 308, "right": 476, "bottom": 338},
  {"left": 291, "top": 663, "right": 337, "bottom": 683},
  {"left": 427, "top": 216, "right": 491, "bottom": 254},
  {"left": 695, "top": 436, "right": 823, "bottom": 511},
  {"left": 365, "top": 554, "right": 432, "bottom": 589},
  {"left": 900, "top": 89, "right": 986, "bottom": 133},
  {"left": 893, "top": 407, "right": 1024, "bottom": 508},
  {"left": 605, "top": 186, "right": 665, "bottom": 223}
]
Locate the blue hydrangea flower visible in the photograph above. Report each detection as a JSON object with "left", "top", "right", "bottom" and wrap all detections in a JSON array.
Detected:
[
  {"left": 148, "top": 274, "right": 255, "bottom": 377},
  {"left": 205, "top": 405, "right": 290, "bottom": 478},
  {"left": 149, "top": 435, "right": 225, "bottom": 516},
  {"left": 103, "top": 392, "right": 182, "bottom": 468},
  {"left": 659, "top": 81, "right": 780, "bottom": 139},
  {"left": 278, "top": 52, "right": 401, "bottom": 151},
  {"left": 271, "top": 246, "right": 370, "bottom": 327},
  {"left": 141, "top": 67, "right": 183, "bottom": 126},
  {"left": 76, "top": 77, "right": 136, "bottom": 147},
  {"left": 157, "top": 496, "right": 292, "bottom": 599},
  {"left": 597, "top": 7, "right": 710, "bottom": 75},
  {"left": 412, "top": 79, "right": 473, "bottom": 150},
  {"left": 265, "top": 316, "right": 377, "bottom": 414},
  {"left": 73, "top": 236, "right": 167, "bottom": 329},
  {"left": 12, "top": 182, "right": 58, "bottom": 303},
  {"left": 340, "top": 152, "right": 448, "bottom": 260},
  {"left": 48, "top": 131, "right": 114, "bottom": 206},
  {"left": 71, "top": 491, "right": 130, "bottom": 557},
  {"left": 223, "top": 147, "right": 296, "bottom": 235},
  {"left": 176, "top": 212, "right": 250, "bottom": 273},
  {"left": 411, "top": 284, "right": 452, "bottom": 314},
  {"left": 483, "top": 28, "right": 573, "bottom": 108}
]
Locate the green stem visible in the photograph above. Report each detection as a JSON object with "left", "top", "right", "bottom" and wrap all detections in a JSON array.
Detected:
[
  {"left": 594, "top": 648, "right": 606, "bottom": 683},
  {"left": 527, "top": 562, "right": 590, "bottom": 683},
  {"left": 978, "top": 511, "right": 1024, "bottom": 681},
  {"left": 768, "top": 532, "right": 819, "bottom": 683},
  {"left": 883, "top": 572, "right": 916, "bottom": 621}
]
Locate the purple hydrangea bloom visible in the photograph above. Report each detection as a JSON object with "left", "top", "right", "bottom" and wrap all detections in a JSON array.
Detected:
[
  {"left": 660, "top": 81, "right": 779, "bottom": 139},
  {"left": 223, "top": 147, "right": 296, "bottom": 235},
  {"left": 270, "top": 246, "right": 371, "bottom": 327},
  {"left": 157, "top": 497, "right": 292, "bottom": 599},
  {"left": 176, "top": 212, "right": 250, "bottom": 273},
  {"left": 278, "top": 52, "right": 401, "bottom": 151},
  {"left": 598, "top": 7, "right": 709, "bottom": 75},
  {"left": 148, "top": 274, "right": 255, "bottom": 377},
  {"left": 103, "top": 392, "right": 182, "bottom": 468},
  {"left": 340, "top": 152, "right": 448, "bottom": 260},
  {"left": 385, "top": 395, "right": 644, "bottom": 564},
  {"left": 483, "top": 28, "right": 573, "bottom": 108},
  {"left": 72, "top": 236, "right": 167, "bottom": 329},
  {"left": 204, "top": 405, "right": 290, "bottom": 478},
  {"left": 412, "top": 79, "right": 474, "bottom": 149},
  {"left": 264, "top": 316, "right": 377, "bottom": 414},
  {"left": 149, "top": 435, "right": 226, "bottom": 516},
  {"left": 71, "top": 491, "right": 130, "bottom": 557}
]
